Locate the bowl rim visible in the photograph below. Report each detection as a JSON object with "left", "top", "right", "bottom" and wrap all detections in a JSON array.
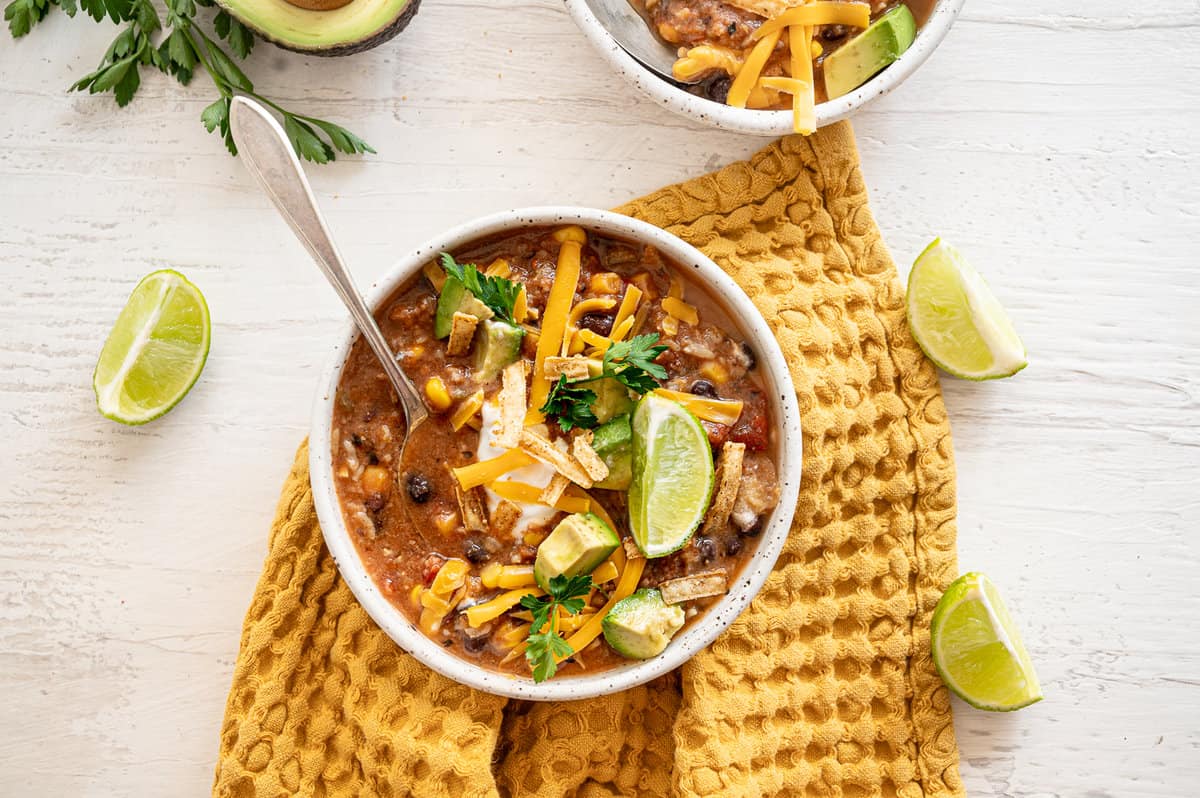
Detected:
[
  {"left": 309, "top": 206, "right": 803, "bottom": 701},
  {"left": 562, "top": 0, "right": 967, "bottom": 135}
]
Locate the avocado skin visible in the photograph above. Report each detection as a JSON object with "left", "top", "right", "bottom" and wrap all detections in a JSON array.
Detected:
[{"left": 222, "top": 0, "right": 420, "bottom": 57}]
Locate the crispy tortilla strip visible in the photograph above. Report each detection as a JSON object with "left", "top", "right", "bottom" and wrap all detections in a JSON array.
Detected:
[
  {"left": 621, "top": 537, "right": 644, "bottom": 561},
  {"left": 490, "top": 499, "right": 522, "bottom": 539},
  {"left": 544, "top": 356, "right": 591, "bottom": 382},
  {"left": 519, "top": 429, "right": 593, "bottom": 488},
  {"left": 538, "top": 473, "right": 571, "bottom": 506},
  {"left": 701, "top": 441, "right": 746, "bottom": 534},
  {"left": 496, "top": 361, "right": 527, "bottom": 449},
  {"left": 451, "top": 469, "right": 488, "bottom": 532},
  {"left": 571, "top": 431, "right": 610, "bottom": 483},
  {"left": 447, "top": 312, "right": 479, "bottom": 356},
  {"left": 659, "top": 569, "right": 729, "bottom": 605}
]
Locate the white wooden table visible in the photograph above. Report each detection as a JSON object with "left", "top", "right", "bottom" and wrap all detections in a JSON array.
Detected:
[{"left": 2, "top": 1, "right": 1196, "bottom": 795}]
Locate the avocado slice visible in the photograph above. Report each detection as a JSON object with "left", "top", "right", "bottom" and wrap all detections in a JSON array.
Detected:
[
  {"left": 435, "top": 277, "right": 494, "bottom": 339},
  {"left": 823, "top": 5, "right": 917, "bottom": 100},
  {"left": 216, "top": 0, "right": 420, "bottom": 56},
  {"left": 583, "top": 358, "right": 635, "bottom": 423},
  {"left": 591, "top": 415, "right": 632, "bottom": 490},
  {"left": 473, "top": 320, "right": 524, "bottom": 381},
  {"left": 601, "top": 588, "right": 685, "bottom": 659},
  {"left": 534, "top": 512, "right": 619, "bottom": 591}
]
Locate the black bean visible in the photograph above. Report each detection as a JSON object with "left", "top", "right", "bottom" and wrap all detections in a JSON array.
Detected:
[
  {"left": 695, "top": 536, "right": 716, "bottom": 564},
  {"left": 739, "top": 520, "right": 763, "bottom": 538},
  {"left": 740, "top": 341, "right": 757, "bottom": 371},
  {"left": 578, "top": 312, "right": 614, "bottom": 337},
  {"left": 351, "top": 433, "right": 364, "bottom": 447},
  {"left": 706, "top": 76, "right": 732, "bottom": 104},
  {"left": 463, "top": 634, "right": 488, "bottom": 653},
  {"left": 689, "top": 379, "right": 718, "bottom": 398},
  {"left": 464, "top": 538, "right": 490, "bottom": 564},
  {"left": 367, "top": 452, "right": 379, "bottom": 466},
  {"left": 820, "top": 24, "right": 849, "bottom": 42},
  {"left": 725, "top": 537, "right": 743, "bottom": 556},
  {"left": 406, "top": 473, "right": 432, "bottom": 504},
  {"left": 442, "top": 639, "right": 454, "bottom": 647},
  {"left": 364, "top": 493, "right": 385, "bottom": 513}
]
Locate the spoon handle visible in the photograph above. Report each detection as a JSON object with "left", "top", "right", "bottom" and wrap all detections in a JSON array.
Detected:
[{"left": 229, "top": 96, "right": 428, "bottom": 429}]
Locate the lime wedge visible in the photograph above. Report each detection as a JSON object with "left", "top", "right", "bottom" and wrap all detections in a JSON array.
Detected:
[
  {"left": 628, "top": 391, "right": 714, "bottom": 558},
  {"left": 907, "top": 239, "right": 1027, "bottom": 380},
  {"left": 93, "top": 270, "right": 211, "bottom": 425},
  {"left": 931, "top": 572, "right": 1043, "bottom": 711}
]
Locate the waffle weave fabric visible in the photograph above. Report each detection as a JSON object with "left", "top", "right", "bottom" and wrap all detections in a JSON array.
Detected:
[{"left": 212, "top": 121, "right": 964, "bottom": 798}]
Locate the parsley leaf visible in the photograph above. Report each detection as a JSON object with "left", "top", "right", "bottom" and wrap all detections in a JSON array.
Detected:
[
  {"left": 519, "top": 573, "right": 593, "bottom": 682},
  {"left": 5, "top": 0, "right": 373, "bottom": 163},
  {"left": 540, "top": 376, "right": 598, "bottom": 433},
  {"left": 602, "top": 333, "right": 668, "bottom": 394},
  {"left": 440, "top": 253, "right": 522, "bottom": 324}
]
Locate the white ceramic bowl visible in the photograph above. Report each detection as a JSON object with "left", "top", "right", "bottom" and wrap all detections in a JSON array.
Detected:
[
  {"left": 564, "top": 0, "right": 966, "bottom": 135},
  {"left": 310, "top": 207, "right": 802, "bottom": 701}
]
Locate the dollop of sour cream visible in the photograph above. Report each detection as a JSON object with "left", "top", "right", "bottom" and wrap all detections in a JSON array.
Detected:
[{"left": 477, "top": 400, "right": 557, "bottom": 535}]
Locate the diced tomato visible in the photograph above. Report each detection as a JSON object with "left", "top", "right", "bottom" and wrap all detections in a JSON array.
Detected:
[
  {"left": 730, "top": 410, "right": 768, "bottom": 451},
  {"left": 421, "top": 554, "right": 447, "bottom": 586},
  {"left": 702, "top": 420, "right": 730, "bottom": 449}
]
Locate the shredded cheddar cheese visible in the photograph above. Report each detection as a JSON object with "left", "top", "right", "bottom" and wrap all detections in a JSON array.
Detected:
[
  {"left": 528, "top": 240, "right": 582, "bottom": 423},
  {"left": 749, "top": 2, "right": 871, "bottom": 41},
  {"left": 466, "top": 587, "right": 545, "bottom": 628},
  {"left": 662, "top": 296, "right": 699, "bottom": 326},
  {"left": 486, "top": 480, "right": 591, "bottom": 514},
  {"left": 452, "top": 449, "right": 536, "bottom": 489},
  {"left": 727, "top": 29, "right": 781, "bottom": 109},
  {"left": 672, "top": 44, "right": 744, "bottom": 82},
  {"left": 788, "top": 23, "right": 816, "bottom": 135},
  {"left": 654, "top": 388, "right": 745, "bottom": 426},
  {"left": 612, "top": 285, "right": 643, "bottom": 333}
]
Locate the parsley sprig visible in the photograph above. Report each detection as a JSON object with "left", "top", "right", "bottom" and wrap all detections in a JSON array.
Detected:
[
  {"left": 519, "top": 573, "right": 593, "bottom": 682},
  {"left": 5, "top": 0, "right": 373, "bottom": 163},
  {"left": 539, "top": 333, "right": 669, "bottom": 432},
  {"left": 440, "top": 253, "right": 522, "bottom": 325}
]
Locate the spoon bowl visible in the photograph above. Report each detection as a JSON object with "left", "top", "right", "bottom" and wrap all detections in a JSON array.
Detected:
[{"left": 581, "top": 0, "right": 702, "bottom": 84}]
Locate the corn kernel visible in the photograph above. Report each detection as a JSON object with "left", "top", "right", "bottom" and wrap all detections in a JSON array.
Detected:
[
  {"left": 361, "top": 465, "right": 391, "bottom": 496},
  {"left": 424, "top": 376, "right": 452, "bottom": 411},
  {"left": 700, "top": 361, "right": 730, "bottom": 385},
  {"left": 588, "top": 272, "right": 623, "bottom": 294},
  {"left": 434, "top": 512, "right": 458, "bottom": 536},
  {"left": 810, "top": 40, "right": 823, "bottom": 58}
]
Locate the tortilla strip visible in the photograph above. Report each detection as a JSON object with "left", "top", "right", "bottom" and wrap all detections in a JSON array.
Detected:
[
  {"left": 538, "top": 473, "right": 571, "bottom": 507},
  {"left": 452, "top": 470, "right": 488, "bottom": 532},
  {"left": 721, "top": 0, "right": 803, "bottom": 19},
  {"left": 622, "top": 537, "right": 644, "bottom": 561},
  {"left": 495, "top": 361, "right": 527, "bottom": 449},
  {"left": 490, "top": 499, "right": 522, "bottom": 539},
  {"left": 447, "top": 312, "right": 479, "bottom": 356},
  {"left": 519, "top": 429, "right": 594, "bottom": 488},
  {"left": 701, "top": 441, "right": 746, "bottom": 534},
  {"left": 659, "top": 569, "right": 729, "bottom": 605},
  {"left": 544, "top": 356, "right": 591, "bottom": 382},
  {"left": 571, "top": 431, "right": 610, "bottom": 483}
]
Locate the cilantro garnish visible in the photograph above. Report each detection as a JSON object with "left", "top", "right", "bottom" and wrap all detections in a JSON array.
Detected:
[
  {"left": 540, "top": 376, "right": 599, "bottom": 432},
  {"left": 440, "top": 253, "right": 522, "bottom": 325},
  {"left": 538, "top": 333, "right": 668, "bottom": 432},
  {"left": 519, "top": 573, "right": 593, "bottom": 682},
  {"left": 602, "top": 333, "right": 669, "bottom": 394}
]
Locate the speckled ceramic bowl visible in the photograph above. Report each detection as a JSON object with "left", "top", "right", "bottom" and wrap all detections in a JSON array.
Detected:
[
  {"left": 310, "top": 206, "right": 802, "bottom": 701},
  {"left": 563, "top": 0, "right": 966, "bottom": 135}
]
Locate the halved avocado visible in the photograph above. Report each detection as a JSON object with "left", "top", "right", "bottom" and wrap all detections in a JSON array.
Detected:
[{"left": 216, "top": 0, "right": 420, "bottom": 56}]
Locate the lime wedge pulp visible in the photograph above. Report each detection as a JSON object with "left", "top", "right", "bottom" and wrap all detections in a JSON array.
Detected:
[
  {"left": 906, "top": 239, "right": 1027, "bottom": 380},
  {"left": 628, "top": 391, "right": 714, "bottom": 558},
  {"left": 93, "top": 269, "right": 211, "bottom": 425},
  {"left": 931, "top": 572, "right": 1043, "bottom": 712}
]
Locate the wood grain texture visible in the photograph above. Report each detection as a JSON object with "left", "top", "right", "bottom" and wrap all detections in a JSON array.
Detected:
[{"left": 0, "top": 0, "right": 1197, "bottom": 795}]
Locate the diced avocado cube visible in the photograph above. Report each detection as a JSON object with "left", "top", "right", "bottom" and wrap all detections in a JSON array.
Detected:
[
  {"left": 434, "top": 276, "right": 494, "bottom": 339},
  {"left": 601, "top": 588, "right": 685, "bottom": 659},
  {"left": 473, "top": 320, "right": 524, "bottom": 382},
  {"left": 534, "top": 512, "right": 619, "bottom": 591},
  {"left": 823, "top": 5, "right": 917, "bottom": 100},
  {"left": 591, "top": 415, "right": 632, "bottom": 490}
]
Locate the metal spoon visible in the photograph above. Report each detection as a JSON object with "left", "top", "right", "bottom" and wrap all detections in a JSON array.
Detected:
[
  {"left": 229, "top": 96, "right": 448, "bottom": 542},
  {"left": 581, "top": 0, "right": 703, "bottom": 84}
]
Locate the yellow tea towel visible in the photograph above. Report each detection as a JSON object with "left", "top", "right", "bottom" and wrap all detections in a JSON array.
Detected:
[{"left": 213, "top": 122, "right": 964, "bottom": 798}]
